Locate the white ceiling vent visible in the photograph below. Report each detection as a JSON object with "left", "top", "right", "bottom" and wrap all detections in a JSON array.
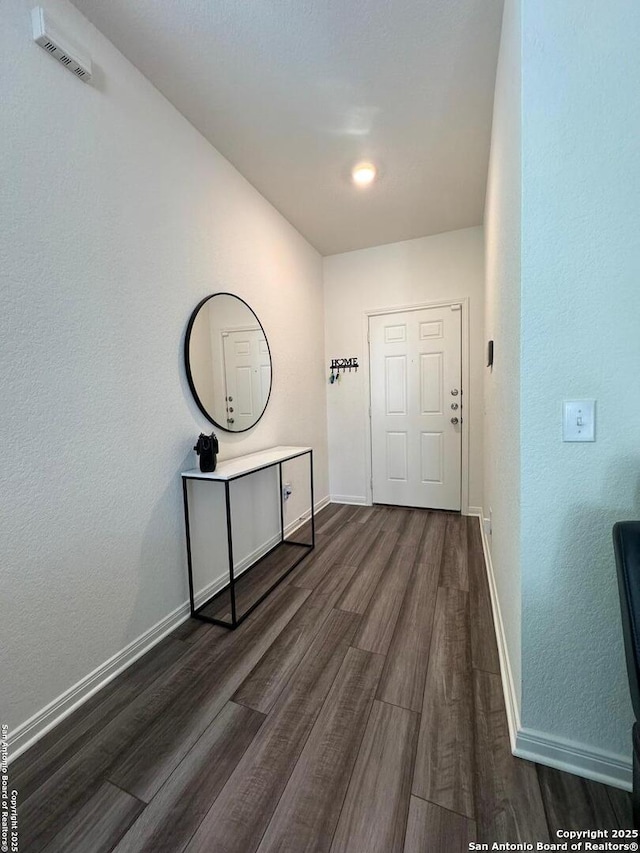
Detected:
[{"left": 32, "top": 7, "right": 92, "bottom": 82}]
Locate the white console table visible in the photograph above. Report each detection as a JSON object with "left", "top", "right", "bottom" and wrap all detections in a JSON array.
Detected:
[{"left": 182, "top": 446, "right": 315, "bottom": 629}]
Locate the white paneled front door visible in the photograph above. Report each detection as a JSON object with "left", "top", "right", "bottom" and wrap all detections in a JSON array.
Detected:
[
  {"left": 222, "top": 328, "right": 271, "bottom": 431},
  {"left": 369, "top": 305, "right": 462, "bottom": 510}
]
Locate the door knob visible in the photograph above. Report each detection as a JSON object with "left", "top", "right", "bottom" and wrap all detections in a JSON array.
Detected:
[
  {"left": 451, "top": 417, "right": 459, "bottom": 425},
  {"left": 227, "top": 417, "right": 235, "bottom": 424},
  {"left": 451, "top": 403, "right": 459, "bottom": 410},
  {"left": 451, "top": 389, "right": 459, "bottom": 396}
]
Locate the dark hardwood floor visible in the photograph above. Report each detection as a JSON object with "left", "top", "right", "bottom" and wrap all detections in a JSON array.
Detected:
[{"left": 11, "top": 504, "right": 632, "bottom": 852}]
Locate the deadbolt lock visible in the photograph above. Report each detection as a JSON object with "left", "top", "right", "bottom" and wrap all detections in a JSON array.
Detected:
[
  {"left": 451, "top": 417, "right": 459, "bottom": 425},
  {"left": 451, "top": 389, "right": 459, "bottom": 396},
  {"left": 451, "top": 403, "right": 459, "bottom": 410}
]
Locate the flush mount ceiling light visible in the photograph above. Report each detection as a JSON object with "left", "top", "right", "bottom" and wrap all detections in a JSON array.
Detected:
[{"left": 351, "top": 162, "right": 377, "bottom": 187}]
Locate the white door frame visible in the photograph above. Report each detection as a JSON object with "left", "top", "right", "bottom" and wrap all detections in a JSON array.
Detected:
[{"left": 362, "top": 297, "right": 471, "bottom": 515}]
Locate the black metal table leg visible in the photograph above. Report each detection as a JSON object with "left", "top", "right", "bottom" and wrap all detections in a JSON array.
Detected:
[{"left": 224, "top": 479, "right": 237, "bottom": 628}]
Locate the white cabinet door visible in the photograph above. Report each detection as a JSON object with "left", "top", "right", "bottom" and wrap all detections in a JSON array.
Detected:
[{"left": 370, "top": 305, "right": 462, "bottom": 510}]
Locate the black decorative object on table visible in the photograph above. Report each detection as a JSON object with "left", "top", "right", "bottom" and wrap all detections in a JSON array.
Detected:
[{"left": 194, "top": 433, "right": 218, "bottom": 473}]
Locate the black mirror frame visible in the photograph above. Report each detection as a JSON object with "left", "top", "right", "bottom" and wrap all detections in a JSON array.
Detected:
[{"left": 184, "top": 292, "right": 273, "bottom": 433}]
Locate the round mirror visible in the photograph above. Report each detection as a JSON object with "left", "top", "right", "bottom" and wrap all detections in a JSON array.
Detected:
[{"left": 185, "top": 293, "right": 272, "bottom": 432}]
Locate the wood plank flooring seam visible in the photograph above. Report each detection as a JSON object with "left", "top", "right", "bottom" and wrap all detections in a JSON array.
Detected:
[
  {"left": 18, "top": 586, "right": 310, "bottom": 850},
  {"left": 376, "top": 513, "right": 447, "bottom": 712},
  {"left": 232, "top": 593, "right": 341, "bottom": 713},
  {"left": 41, "top": 780, "right": 146, "bottom": 853},
  {"left": 156, "top": 710, "right": 264, "bottom": 853},
  {"left": 293, "top": 562, "right": 360, "bottom": 591},
  {"left": 410, "top": 792, "right": 480, "bottom": 824},
  {"left": 466, "top": 588, "right": 480, "bottom": 825},
  {"left": 403, "top": 796, "right": 478, "bottom": 853},
  {"left": 349, "top": 690, "right": 423, "bottom": 717},
  {"left": 10, "top": 637, "right": 194, "bottom": 803},
  {"left": 412, "top": 586, "right": 475, "bottom": 820},
  {"left": 325, "top": 683, "right": 383, "bottom": 852},
  {"left": 110, "top": 701, "right": 266, "bottom": 853},
  {"left": 255, "top": 647, "right": 385, "bottom": 853},
  {"left": 376, "top": 700, "right": 421, "bottom": 853},
  {"left": 103, "top": 777, "right": 148, "bottom": 806},
  {"left": 606, "top": 785, "right": 634, "bottom": 829},
  {"left": 471, "top": 664, "right": 505, "bottom": 674},
  {"left": 102, "top": 695, "right": 258, "bottom": 804},
  {"left": 183, "top": 611, "right": 362, "bottom": 853},
  {"left": 262, "top": 633, "right": 369, "bottom": 851},
  {"left": 536, "top": 777, "right": 554, "bottom": 841},
  {"left": 19, "top": 641, "right": 195, "bottom": 799}
]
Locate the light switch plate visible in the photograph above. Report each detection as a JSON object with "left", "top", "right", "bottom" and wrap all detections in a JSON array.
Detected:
[{"left": 563, "top": 400, "right": 596, "bottom": 442}]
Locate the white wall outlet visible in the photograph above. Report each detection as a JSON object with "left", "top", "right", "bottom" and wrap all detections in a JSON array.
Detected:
[{"left": 563, "top": 400, "right": 596, "bottom": 442}]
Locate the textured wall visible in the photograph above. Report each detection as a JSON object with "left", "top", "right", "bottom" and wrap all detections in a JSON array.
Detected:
[
  {"left": 323, "top": 227, "right": 485, "bottom": 508},
  {"left": 520, "top": 0, "right": 640, "bottom": 755},
  {"left": 483, "top": 0, "right": 522, "bottom": 709},
  {"left": 0, "top": 0, "right": 328, "bottom": 733}
]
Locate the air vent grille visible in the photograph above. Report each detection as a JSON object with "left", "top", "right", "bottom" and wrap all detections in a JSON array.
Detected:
[{"left": 31, "top": 7, "right": 92, "bottom": 83}]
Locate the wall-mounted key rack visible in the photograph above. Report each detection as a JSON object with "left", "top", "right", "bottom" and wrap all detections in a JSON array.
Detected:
[
  {"left": 330, "top": 357, "right": 359, "bottom": 372},
  {"left": 329, "top": 357, "right": 359, "bottom": 384}
]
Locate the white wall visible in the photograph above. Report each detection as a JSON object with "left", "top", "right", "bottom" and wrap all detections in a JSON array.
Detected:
[
  {"left": 323, "top": 227, "right": 485, "bottom": 509},
  {"left": 0, "top": 0, "right": 328, "bottom": 741},
  {"left": 483, "top": 0, "right": 522, "bottom": 712},
  {"left": 519, "top": 0, "right": 640, "bottom": 759}
]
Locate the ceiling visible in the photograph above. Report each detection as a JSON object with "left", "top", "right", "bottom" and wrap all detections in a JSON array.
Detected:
[{"left": 70, "top": 0, "right": 504, "bottom": 255}]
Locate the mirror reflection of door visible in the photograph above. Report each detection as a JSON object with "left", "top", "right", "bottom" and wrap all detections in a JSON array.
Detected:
[
  {"left": 221, "top": 328, "right": 272, "bottom": 430},
  {"left": 185, "top": 293, "right": 272, "bottom": 432}
]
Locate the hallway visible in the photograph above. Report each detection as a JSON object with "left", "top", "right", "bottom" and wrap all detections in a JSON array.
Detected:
[{"left": 12, "top": 504, "right": 632, "bottom": 851}]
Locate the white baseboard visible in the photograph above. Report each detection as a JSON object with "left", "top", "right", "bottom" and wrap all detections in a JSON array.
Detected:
[
  {"left": 476, "top": 512, "right": 522, "bottom": 749},
  {"left": 195, "top": 496, "right": 329, "bottom": 607},
  {"left": 287, "top": 495, "right": 330, "bottom": 534},
  {"left": 330, "top": 494, "right": 368, "bottom": 505},
  {"left": 515, "top": 727, "right": 632, "bottom": 791},
  {"left": 465, "top": 505, "right": 483, "bottom": 517},
  {"left": 9, "top": 599, "right": 191, "bottom": 763},
  {"left": 9, "top": 494, "right": 330, "bottom": 764},
  {"left": 476, "top": 508, "right": 632, "bottom": 791}
]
